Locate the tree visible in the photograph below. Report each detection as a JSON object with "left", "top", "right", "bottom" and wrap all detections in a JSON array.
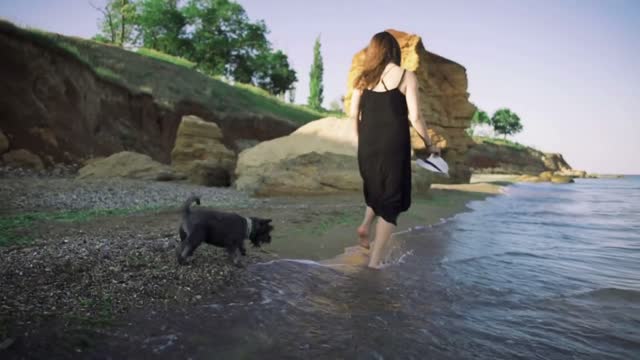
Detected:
[
  {"left": 136, "top": 0, "right": 188, "bottom": 54},
  {"left": 307, "top": 35, "right": 324, "bottom": 110},
  {"left": 491, "top": 108, "right": 523, "bottom": 138},
  {"left": 253, "top": 50, "right": 297, "bottom": 96},
  {"left": 471, "top": 109, "right": 491, "bottom": 126},
  {"left": 467, "top": 108, "right": 491, "bottom": 136},
  {"left": 180, "top": 0, "right": 297, "bottom": 92},
  {"left": 182, "top": 0, "right": 270, "bottom": 79},
  {"left": 90, "top": 0, "right": 297, "bottom": 94},
  {"left": 92, "top": 0, "right": 138, "bottom": 46},
  {"left": 288, "top": 86, "right": 296, "bottom": 103}
]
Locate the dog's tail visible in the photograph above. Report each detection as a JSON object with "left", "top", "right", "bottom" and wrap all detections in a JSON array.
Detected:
[{"left": 182, "top": 195, "right": 201, "bottom": 216}]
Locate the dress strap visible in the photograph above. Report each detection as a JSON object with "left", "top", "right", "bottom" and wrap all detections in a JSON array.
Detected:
[
  {"left": 396, "top": 70, "right": 406, "bottom": 89},
  {"left": 381, "top": 78, "right": 389, "bottom": 91}
]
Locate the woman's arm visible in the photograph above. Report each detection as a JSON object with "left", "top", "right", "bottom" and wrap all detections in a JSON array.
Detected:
[
  {"left": 405, "top": 71, "right": 438, "bottom": 153},
  {"left": 349, "top": 89, "right": 362, "bottom": 137}
]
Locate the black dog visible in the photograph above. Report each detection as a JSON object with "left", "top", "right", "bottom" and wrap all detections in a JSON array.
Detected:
[{"left": 177, "top": 195, "right": 273, "bottom": 266}]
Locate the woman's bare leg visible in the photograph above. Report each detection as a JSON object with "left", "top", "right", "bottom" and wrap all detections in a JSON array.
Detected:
[
  {"left": 368, "top": 217, "right": 396, "bottom": 268},
  {"left": 357, "top": 206, "right": 376, "bottom": 249}
]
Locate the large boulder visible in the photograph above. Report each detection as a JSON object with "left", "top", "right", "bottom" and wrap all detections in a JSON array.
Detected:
[
  {"left": 171, "top": 115, "right": 236, "bottom": 185},
  {"left": 235, "top": 117, "right": 434, "bottom": 196},
  {"left": 77, "top": 151, "right": 180, "bottom": 181},
  {"left": 0, "top": 129, "right": 9, "bottom": 154},
  {"left": 344, "top": 29, "right": 475, "bottom": 183},
  {"left": 2, "top": 149, "right": 44, "bottom": 170},
  {"left": 236, "top": 152, "right": 362, "bottom": 195}
]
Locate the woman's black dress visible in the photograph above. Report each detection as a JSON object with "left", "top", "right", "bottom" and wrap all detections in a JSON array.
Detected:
[{"left": 357, "top": 70, "right": 411, "bottom": 226}]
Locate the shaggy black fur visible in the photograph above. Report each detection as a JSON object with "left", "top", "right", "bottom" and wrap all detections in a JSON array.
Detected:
[{"left": 177, "top": 195, "right": 273, "bottom": 266}]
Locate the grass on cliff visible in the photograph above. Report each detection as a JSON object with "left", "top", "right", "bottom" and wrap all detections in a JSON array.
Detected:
[
  {"left": 473, "top": 136, "right": 528, "bottom": 151},
  {"left": 0, "top": 20, "right": 329, "bottom": 125},
  {"left": 137, "top": 47, "right": 196, "bottom": 69}
]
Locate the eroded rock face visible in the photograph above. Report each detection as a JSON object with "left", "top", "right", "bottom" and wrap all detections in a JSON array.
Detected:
[
  {"left": 344, "top": 29, "right": 475, "bottom": 183},
  {"left": 2, "top": 149, "right": 44, "bottom": 170},
  {"left": 170, "top": 115, "right": 236, "bottom": 186},
  {"left": 0, "top": 129, "right": 9, "bottom": 154},
  {"left": 235, "top": 117, "right": 434, "bottom": 196},
  {"left": 77, "top": 151, "right": 180, "bottom": 181},
  {"left": 0, "top": 28, "right": 296, "bottom": 166}
]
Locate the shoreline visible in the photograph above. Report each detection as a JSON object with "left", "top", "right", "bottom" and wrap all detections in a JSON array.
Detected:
[
  {"left": 316, "top": 175, "right": 517, "bottom": 267},
  {"left": 0, "top": 174, "right": 515, "bottom": 355}
]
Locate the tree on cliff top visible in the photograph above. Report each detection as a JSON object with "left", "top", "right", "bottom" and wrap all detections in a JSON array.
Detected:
[
  {"left": 92, "top": 0, "right": 138, "bottom": 46},
  {"left": 136, "top": 0, "right": 188, "bottom": 55},
  {"left": 491, "top": 108, "right": 523, "bottom": 139},
  {"left": 472, "top": 109, "right": 491, "bottom": 126},
  {"left": 92, "top": 0, "right": 297, "bottom": 96},
  {"left": 467, "top": 108, "right": 492, "bottom": 136},
  {"left": 253, "top": 50, "right": 298, "bottom": 96},
  {"left": 308, "top": 35, "right": 324, "bottom": 110}
]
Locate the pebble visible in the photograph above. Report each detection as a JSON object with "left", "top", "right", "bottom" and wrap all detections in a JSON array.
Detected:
[{"left": 0, "top": 168, "right": 258, "bottom": 213}]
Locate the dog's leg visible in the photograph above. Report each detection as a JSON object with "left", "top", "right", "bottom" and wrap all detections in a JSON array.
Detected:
[
  {"left": 226, "top": 246, "right": 243, "bottom": 268},
  {"left": 239, "top": 241, "right": 247, "bottom": 256},
  {"left": 177, "top": 225, "right": 205, "bottom": 265},
  {"left": 179, "top": 226, "right": 187, "bottom": 242}
]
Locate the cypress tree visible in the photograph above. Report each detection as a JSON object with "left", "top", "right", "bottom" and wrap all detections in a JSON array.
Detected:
[{"left": 308, "top": 36, "right": 324, "bottom": 110}]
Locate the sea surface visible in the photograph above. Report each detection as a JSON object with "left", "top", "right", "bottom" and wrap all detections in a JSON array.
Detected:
[{"left": 139, "top": 176, "right": 640, "bottom": 359}]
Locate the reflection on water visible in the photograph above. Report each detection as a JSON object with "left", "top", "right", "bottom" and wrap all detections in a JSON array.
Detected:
[{"left": 148, "top": 177, "right": 640, "bottom": 359}]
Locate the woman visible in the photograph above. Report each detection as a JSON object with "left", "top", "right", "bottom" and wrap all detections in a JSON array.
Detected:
[{"left": 349, "top": 31, "right": 438, "bottom": 269}]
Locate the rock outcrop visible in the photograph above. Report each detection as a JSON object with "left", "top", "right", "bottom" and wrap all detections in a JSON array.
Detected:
[
  {"left": 554, "top": 169, "right": 587, "bottom": 178},
  {"left": 467, "top": 138, "right": 586, "bottom": 177},
  {"left": 344, "top": 29, "right": 476, "bottom": 183},
  {"left": 2, "top": 149, "right": 44, "bottom": 170},
  {"left": 516, "top": 171, "right": 574, "bottom": 184},
  {"left": 542, "top": 153, "right": 572, "bottom": 173},
  {"left": 550, "top": 175, "right": 574, "bottom": 184},
  {"left": 235, "top": 117, "right": 434, "bottom": 196},
  {"left": 171, "top": 115, "right": 236, "bottom": 186},
  {"left": 77, "top": 151, "right": 180, "bottom": 181}
]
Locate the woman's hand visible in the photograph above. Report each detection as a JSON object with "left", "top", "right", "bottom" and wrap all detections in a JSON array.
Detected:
[{"left": 428, "top": 144, "right": 441, "bottom": 155}]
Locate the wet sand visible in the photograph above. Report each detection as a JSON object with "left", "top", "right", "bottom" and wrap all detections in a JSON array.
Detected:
[{"left": 259, "top": 175, "right": 514, "bottom": 266}]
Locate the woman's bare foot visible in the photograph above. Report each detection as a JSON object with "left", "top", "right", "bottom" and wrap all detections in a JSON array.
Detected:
[{"left": 357, "top": 226, "right": 370, "bottom": 249}]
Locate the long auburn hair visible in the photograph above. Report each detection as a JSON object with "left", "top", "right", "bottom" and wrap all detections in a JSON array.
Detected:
[{"left": 353, "top": 31, "right": 402, "bottom": 90}]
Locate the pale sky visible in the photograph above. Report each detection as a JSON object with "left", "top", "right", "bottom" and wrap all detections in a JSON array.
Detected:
[{"left": 1, "top": 0, "right": 638, "bottom": 174}]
